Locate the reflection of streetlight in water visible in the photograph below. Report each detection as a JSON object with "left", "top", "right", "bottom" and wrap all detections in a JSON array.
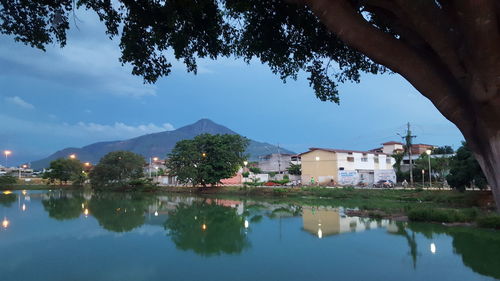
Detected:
[
  {"left": 2, "top": 217, "right": 10, "bottom": 229},
  {"left": 317, "top": 223, "right": 323, "bottom": 239},
  {"left": 84, "top": 208, "right": 89, "bottom": 217},
  {"left": 244, "top": 220, "right": 249, "bottom": 229},
  {"left": 430, "top": 243, "right": 436, "bottom": 254},
  {"left": 202, "top": 224, "right": 207, "bottom": 231},
  {"left": 22, "top": 203, "right": 26, "bottom": 212}
]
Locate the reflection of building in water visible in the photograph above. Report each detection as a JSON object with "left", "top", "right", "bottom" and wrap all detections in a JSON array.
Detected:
[{"left": 302, "top": 206, "right": 397, "bottom": 238}]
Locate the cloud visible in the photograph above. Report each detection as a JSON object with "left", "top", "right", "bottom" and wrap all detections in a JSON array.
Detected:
[
  {"left": 0, "top": 114, "right": 175, "bottom": 143},
  {"left": 74, "top": 121, "right": 175, "bottom": 137},
  {"left": 5, "top": 96, "right": 34, "bottom": 109}
]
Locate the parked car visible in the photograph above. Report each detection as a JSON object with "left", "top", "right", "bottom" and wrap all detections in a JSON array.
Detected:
[{"left": 373, "top": 180, "right": 394, "bottom": 188}]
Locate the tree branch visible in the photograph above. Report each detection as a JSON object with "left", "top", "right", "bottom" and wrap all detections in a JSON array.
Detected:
[{"left": 304, "top": 0, "right": 472, "bottom": 130}]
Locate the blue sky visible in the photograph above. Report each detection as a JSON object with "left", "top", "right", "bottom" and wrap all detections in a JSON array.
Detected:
[{"left": 0, "top": 10, "right": 464, "bottom": 166}]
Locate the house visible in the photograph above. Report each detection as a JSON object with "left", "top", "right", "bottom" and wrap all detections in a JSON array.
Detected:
[
  {"left": 258, "top": 153, "right": 297, "bottom": 173},
  {"left": 300, "top": 147, "right": 396, "bottom": 186}
]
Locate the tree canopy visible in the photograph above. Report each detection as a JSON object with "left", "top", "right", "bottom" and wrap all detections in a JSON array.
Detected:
[
  {"left": 167, "top": 134, "right": 248, "bottom": 187},
  {"left": 89, "top": 151, "right": 145, "bottom": 188},
  {"left": 43, "top": 158, "right": 85, "bottom": 185},
  {"left": 447, "top": 142, "right": 487, "bottom": 191}
]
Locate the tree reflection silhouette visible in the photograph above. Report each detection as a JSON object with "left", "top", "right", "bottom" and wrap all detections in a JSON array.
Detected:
[
  {"left": 89, "top": 193, "right": 152, "bottom": 233},
  {"left": 408, "top": 223, "right": 500, "bottom": 279},
  {"left": 0, "top": 193, "right": 17, "bottom": 207},
  {"left": 164, "top": 201, "right": 250, "bottom": 256},
  {"left": 42, "top": 195, "right": 84, "bottom": 220}
]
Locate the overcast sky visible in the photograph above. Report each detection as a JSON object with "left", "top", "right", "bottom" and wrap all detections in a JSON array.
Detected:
[{"left": 0, "top": 9, "right": 464, "bottom": 166}]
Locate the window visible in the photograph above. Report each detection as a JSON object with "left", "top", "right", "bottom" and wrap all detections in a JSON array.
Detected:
[
  {"left": 347, "top": 157, "right": 354, "bottom": 162},
  {"left": 386, "top": 158, "right": 392, "bottom": 164},
  {"left": 339, "top": 167, "right": 344, "bottom": 170},
  {"left": 374, "top": 157, "right": 379, "bottom": 163},
  {"left": 361, "top": 157, "right": 368, "bottom": 162}
]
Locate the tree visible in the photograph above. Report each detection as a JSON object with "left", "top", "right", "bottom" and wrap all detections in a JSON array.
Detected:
[
  {"left": 433, "top": 146, "right": 454, "bottom": 155},
  {"left": 287, "top": 163, "right": 302, "bottom": 175},
  {"left": 89, "top": 151, "right": 145, "bottom": 188},
  {"left": 43, "top": 158, "right": 84, "bottom": 185},
  {"left": 167, "top": 134, "right": 248, "bottom": 187},
  {"left": 249, "top": 166, "right": 262, "bottom": 174},
  {"left": 391, "top": 152, "right": 404, "bottom": 180},
  {"left": 0, "top": 175, "right": 17, "bottom": 186},
  {"left": 447, "top": 142, "right": 487, "bottom": 191},
  {"left": 2, "top": 1, "right": 500, "bottom": 208}
]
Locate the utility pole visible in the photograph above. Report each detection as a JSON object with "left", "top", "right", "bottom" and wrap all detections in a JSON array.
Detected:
[
  {"left": 277, "top": 143, "right": 281, "bottom": 174},
  {"left": 399, "top": 122, "right": 416, "bottom": 186}
]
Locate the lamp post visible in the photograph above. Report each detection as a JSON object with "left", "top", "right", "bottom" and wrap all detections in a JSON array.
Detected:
[
  {"left": 69, "top": 154, "right": 77, "bottom": 160},
  {"left": 426, "top": 149, "right": 432, "bottom": 189},
  {"left": 3, "top": 150, "right": 11, "bottom": 167},
  {"left": 421, "top": 169, "right": 425, "bottom": 188}
]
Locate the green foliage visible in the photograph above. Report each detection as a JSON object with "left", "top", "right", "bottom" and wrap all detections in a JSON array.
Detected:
[
  {"left": 0, "top": 175, "right": 17, "bottom": 186},
  {"left": 43, "top": 158, "right": 84, "bottom": 185},
  {"left": 89, "top": 151, "right": 145, "bottom": 188},
  {"left": 0, "top": 1, "right": 385, "bottom": 104},
  {"left": 287, "top": 163, "right": 301, "bottom": 175},
  {"left": 433, "top": 146, "right": 454, "bottom": 154},
  {"left": 164, "top": 201, "right": 250, "bottom": 256},
  {"left": 268, "top": 171, "right": 276, "bottom": 178},
  {"left": 283, "top": 174, "right": 289, "bottom": 180},
  {"left": 242, "top": 171, "right": 250, "bottom": 178},
  {"left": 408, "top": 208, "right": 477, "bottom": 223},
  {"left": 249, "top": 166, "right": 262, "bottom": 174},
  {"left": 447, "top": 142, "right": 487, "bottom": 191},
  {"left": 391, "top": 152, "right": 404, "bottom": 174},
  {"left": 167, "top": 134, "right": 249, "bottom": 186},
  {"left": 477, "top": 215, "right": 500, "bottom": 230}
]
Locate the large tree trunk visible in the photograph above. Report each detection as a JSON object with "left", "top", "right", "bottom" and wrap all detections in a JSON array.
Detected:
[{"left": 467, "top": 128, "right": 500, "bottom": 210}]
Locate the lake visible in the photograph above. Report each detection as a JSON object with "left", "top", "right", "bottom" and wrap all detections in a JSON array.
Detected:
[{"left": 0, "top": 190, "right": 499, "bottom": 281}]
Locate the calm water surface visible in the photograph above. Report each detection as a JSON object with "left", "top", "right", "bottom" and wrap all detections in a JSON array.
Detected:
[{"left": 0, "top": 190, "right": 499, "bottom": 281}]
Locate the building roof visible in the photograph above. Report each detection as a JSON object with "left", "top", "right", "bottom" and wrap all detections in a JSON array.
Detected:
[
  {"left": 382, "top": 141, "right": 404, "bottom": 145},
  {"left": 413, "top": 143, "right": 435, "bottom": 147},
  {"left": 300, "top": 147, "right": 388, "bottom": 156}
]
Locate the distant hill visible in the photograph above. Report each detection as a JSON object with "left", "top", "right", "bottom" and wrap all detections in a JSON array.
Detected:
[{"left": 31, "top": 119, "right": 294, "bottom": 169}]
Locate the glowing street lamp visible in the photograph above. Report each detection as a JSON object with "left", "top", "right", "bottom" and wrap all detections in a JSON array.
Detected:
[
  {"left": 430, "top": 243, "right": 436, "bottom": 254},
  {"left": 426, "top": 149, "right": 432, "bottom": 188},
  {"left": 3, "top": 150, "right": 11, "bottom": 167},
  {"left": 69, "top": 154, "right": 77, "bottom": 159},
  {"left": 84, "top": 162, "right": 91, "bottom": 167}
]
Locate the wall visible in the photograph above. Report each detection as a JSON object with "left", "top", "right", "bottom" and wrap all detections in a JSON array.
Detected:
[{"left": 301, "top": 150, "right": 338, "bottom": 185}]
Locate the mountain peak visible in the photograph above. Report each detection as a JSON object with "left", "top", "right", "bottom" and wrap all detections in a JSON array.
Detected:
[{"left": 177, "top": 119, "right": 236, "bottom": 135}]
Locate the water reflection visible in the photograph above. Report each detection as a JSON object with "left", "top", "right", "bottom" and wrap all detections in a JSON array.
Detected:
[
  {"left": 164, "top": 200, "right": 250, "bottom": 256},
  {"left": 88, "top": 193, "right": 153, "bottom": 232},
  {"left": 2, "top": 190, "right": 499, "bottom": 281},
  {"left": 0, "top": 193, "right": 17, "bottom": 207}
]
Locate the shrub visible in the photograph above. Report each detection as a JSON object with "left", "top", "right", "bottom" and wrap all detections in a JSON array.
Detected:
[
  {"left": 249, "top": 167, "right": 262, "bottom": 174},
  {"left": 477, "top": 215, "right": 500, "bottom": 230},
  {"left": 242, "top": 171, "right": 250, "bottom": 178},
  {"left": 408, "top": 208, "right": 473, "bottom": 223},
  {"left": 0, "top": 175, "right": 17, "bottom": 186}
]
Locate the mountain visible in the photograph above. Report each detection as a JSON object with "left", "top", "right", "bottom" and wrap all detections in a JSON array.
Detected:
[{"left": 31, "top": 119, "right": 295, "bottom": 169}]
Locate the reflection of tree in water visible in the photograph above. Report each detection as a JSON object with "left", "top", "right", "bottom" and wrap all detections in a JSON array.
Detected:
[
  {"left": 408, "top": 223, "right": 500, "bottom": 279},
  {"left": 391, "top": 223, "right": 418, "bottom": 269},
  {"left": 42, "top": 195, "right": 84, "bottom": 220},
  {"left": 452, "top": 231, "right": 500, "bottom": 279},
  {"left": 89, "top": 193, "right": 152, "bottom": 233},
  {"left": 164, "top": 201, "right": 250, "bottom": 256},
  {"left": 0, "top": 193, "right": 17, "bottom": 207}
]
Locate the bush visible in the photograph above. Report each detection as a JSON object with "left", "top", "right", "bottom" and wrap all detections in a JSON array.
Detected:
[
  {"left": 242, "top": 171, "right": 250, "bottom": 178},
  {"left": 477, "top": 215, "right": 500, "bottom": 230},
  {"left": 249, "top": 167, "right": 262, "bottom": 174},
  {"left": 408, "top": 208, "right": 474, "bottom": 223},
  {"left": 0, "top": 175, "right": 17, "bottom": 186}
]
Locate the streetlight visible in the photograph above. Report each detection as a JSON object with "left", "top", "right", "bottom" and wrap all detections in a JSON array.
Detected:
[
  {"left": 421, "top": 169, "right": 425, "bottom": 188},
  {"left": 149, "top": 157, "right": 158, "bottom": 178},
  {"left": 3, "top": 150, "right": 11, "bottom": 167},
  {"left": 69, "top": 154, "right": 77, "bottom": 159},
  {"left": 426, "top": 149, "right": 432, "bottom": 189}
]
